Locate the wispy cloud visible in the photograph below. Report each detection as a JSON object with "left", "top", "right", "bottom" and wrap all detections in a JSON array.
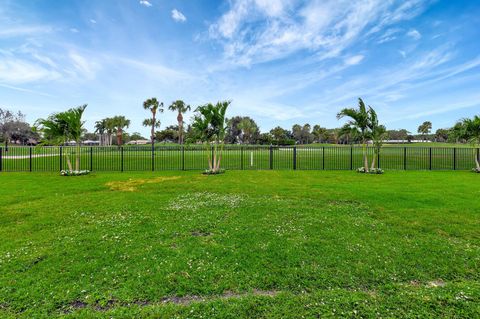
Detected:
[
  {"left": 344, "top": 55, "right": 364, "bottom": 66},
  {"left": 0, "top": 26, "right": 52, "bottom": 38},
  {"left": 406, "top": 28, "right": 422, "bottom": 40},
  {"left": 139, "top": 1, "right": 152, "bottom": 7},
  {"left": 0, "top": 56, "right": 61, "bottom": 84},
  {"left": 208, "top": 0, "right": 429, "bottom": 67},
  {"left": 171, "top": 9, "right": 186, "bottom": 23}
]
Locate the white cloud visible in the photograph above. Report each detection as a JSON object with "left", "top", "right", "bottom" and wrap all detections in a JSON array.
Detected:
[
  {"left": 90, "top": 19, "right": 97, "bottom": 24},
  {"left": 0, "top": 26, "right": 52, "bottom": 38},
  {"left": 209, "top": 0, "right": 430, "bottom": 67},
  {"left": 139, "top": 1, "right": 152, "bottom": 7},
  {"left": 399, "top": 50, "right": 407, "bottom": 58},
  {"left": 171, "top": 9, "right": 186, "bottom": 23},
  {"left": 0, "top": 57, "right": 61, "bottom": 84},
  {"left": 406, "top": 29, "right": 422, "bottom": 40},
  {"left": 344, "top": 55, "right": 364, "bottom": 66},
  {"left": 69, "top": 52, "right": 99, "bottom": 79},
  {"left": 70, "top": 28, "right": 79, "bottom": 33}
]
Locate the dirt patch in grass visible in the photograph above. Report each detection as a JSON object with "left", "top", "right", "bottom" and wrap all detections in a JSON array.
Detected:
[
  {"left": 64, "top": 290, "right": 280, "bottom": 313},
  {"left": 105, "top": 176, "right": 181, "bottom": 191}
]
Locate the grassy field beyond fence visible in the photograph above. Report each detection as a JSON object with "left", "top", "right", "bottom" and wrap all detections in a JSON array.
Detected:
[{"left": 1, "top": 145, "right": 479, "bottom": 172}]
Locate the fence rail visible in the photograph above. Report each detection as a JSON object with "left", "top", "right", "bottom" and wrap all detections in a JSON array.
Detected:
[{"left": 0, "top": 145, "right": 478, "bottom": 172}]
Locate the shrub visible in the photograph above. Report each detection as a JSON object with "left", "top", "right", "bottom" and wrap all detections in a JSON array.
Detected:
[
  {"left": 356, "top": 167, "right": 384, "bottom": 174},
  {"left": 60, "top": 170, "right": 90, "bottom": 176},
  {"left": 202, "top": 169, "right": 226, "bottom": 175}
]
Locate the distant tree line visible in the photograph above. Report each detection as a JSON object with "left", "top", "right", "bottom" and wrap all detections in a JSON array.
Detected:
[{"left": 0, "top": 102, "right": 479, "bottom": 149}]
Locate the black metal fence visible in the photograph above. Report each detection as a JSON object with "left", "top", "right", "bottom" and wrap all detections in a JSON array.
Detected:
[{"left": 0, "top": 145, "right": 479, "bottom": 172}]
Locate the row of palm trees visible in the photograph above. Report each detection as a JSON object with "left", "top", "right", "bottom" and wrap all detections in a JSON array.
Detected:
[
  {"left": 94, "top": 116, "right": 131, "bottom": 146},
  {"left": 142, "top": 98, "right": 191, "bottom": 145}
]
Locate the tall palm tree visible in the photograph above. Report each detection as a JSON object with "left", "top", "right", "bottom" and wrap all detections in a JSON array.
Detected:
[
  {"left": 368, "top": 107, "right": 386, "bottom": 170},
  {"left": 168, "top": 100, "right": 191, "bottom": 144},
  {"left": 110, "top": 116, "right": 130, "bottom": 146},
  {"left": 36, "top": 105, "right": 87, "bottom": 171},
  {"left": 192, "top": 101, "right": 230, "bottom": 172},
  {"left": 459, "top": 115, "right": 480, "bottom": 169},
  {"left": 143, "top": 98, "right": 163, "bottom": 145},
  {"left": 337, "top": 98, "right": 370, "bottom": 171}
]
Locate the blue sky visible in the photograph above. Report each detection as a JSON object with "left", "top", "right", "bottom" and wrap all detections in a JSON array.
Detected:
[{"left": 1, "top": 0, "right": 479, "bottom": 136}]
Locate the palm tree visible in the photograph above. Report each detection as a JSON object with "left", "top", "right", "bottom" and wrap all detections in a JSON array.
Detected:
[
  {"left": 36, "top": 105, "right": 87, "bottom": 171},
  {"left": 94, "top": 119, "right": 108, "bottom": 146},
  {"left": 368, "top": 107, "right": 386, "bottom": 170},
  {"left": 192, "top": 101, "right": 230, "bottom": 172},
  {"left": 143, "top": 98, "right": 163, "bottom": 145},
  {"left": 238, "top": 118, "right": 257, "bottom": 144},
  {"left": 168, "top": 100, "right": 191, "bottom": 144},
  {"left": 459, "top": 115, "right": 480, "bottom": 169},
  {"left": 337, "top": 98, "right": 370, "bottom": 171},
  {"left": 417, "top": 121, "right": 432, "bottom": 142},
  {"left": 110, "top": 116, "right": 130, "bottom": 146}
]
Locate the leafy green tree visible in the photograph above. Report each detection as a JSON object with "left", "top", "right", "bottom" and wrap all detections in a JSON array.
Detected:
[
  {"left": 337, "top": 98, "right": 371, "bottom": 171},
  {"left": 458, "top": 116, "right": 480, "bottom": 169},
  {"left": 168, "top": 100, "right": 191, "bottom": 144},
  {"left": 238, "top": 118, "right": 259, "bottom": 144},
  {"left": 312, "top": 125, "right": 328, "bottom": 143},
  {"left": 269, "top": 126, "right": 290, "bottom": 145},
  {"left": 417, "top": 121, "right": 432, "bottom": 141},
  {"left": 192, "top": 101, "right": 230, "bottom": 172},
  {"left": 0, "top": 108, "right": 27, "bottom": 151},
  {"left": 36, "top": 105, "right": 87, "bottom": 171},
  {"left": 143, "top": 98, "right": 163, "bottom": 145}
]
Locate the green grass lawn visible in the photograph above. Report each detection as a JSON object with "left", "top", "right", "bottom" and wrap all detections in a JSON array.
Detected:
[{"left": 0, "top": 171, "right": 479, "bottom": 318}]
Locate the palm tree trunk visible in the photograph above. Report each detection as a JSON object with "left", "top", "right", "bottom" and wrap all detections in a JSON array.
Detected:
[
  {"left": 75, "top": 143, "right": 80, "bottom": 171},
  {"left": 151, "top": 111, "right": 156, "bottom": 145},
  {"left": 476, "top": 151, "right": 480, "bottom": 169},
  {"left": 370, "top": 151, "right": 376, "bottom": 170},
  {"left": 65, "top": 153, "right": 73, "bottom": 171},
  {"left": 177, "top": 112, "right": 183, "bottom": 144},
  {"left": 362, "top": 138, "right": 369, "bottom": 172},
  {"left": 117, "top": 128, "right": 123, "bottom": 146}
]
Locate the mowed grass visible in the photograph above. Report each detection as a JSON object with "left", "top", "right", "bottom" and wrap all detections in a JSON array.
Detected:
[{"left": 0, "top": 171, "right": 479, "bottom": 318}]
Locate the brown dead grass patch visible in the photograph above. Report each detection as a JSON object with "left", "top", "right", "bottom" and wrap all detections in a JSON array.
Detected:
[{"left": 105, "top": 176, "right": 181, "bottom": 192}]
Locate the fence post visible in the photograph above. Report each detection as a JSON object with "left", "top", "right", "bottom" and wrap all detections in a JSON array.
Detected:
[
  {"left": 60, "top": 146, "right": 63, "bottom": 171},
  {"left": 29, "top": 147, "right": 32, "bottom": 172},
  {"left": 90, "top": 147, "right": 93, "bottom": 171},
  {"left": 269, "top": 145, "right": 273, "bottom": 169},
  {"left": 182, "top": 146, "right": 185, "bottom": 171},
  {"left": 0, "top": 147, "right": 3, "bottom": 172},
  {"left": 453, "top": 147, "right": 456, "bottom": 170},
  {"left": 322, "top": 146, "right": 325, "bottom": 170},
  {"left": 429, "top": 147, "right": 432, "bottom": 170},
  {"left": 241, "top": 146, "right": 244, "bottom": 170},
  {"left": 350, "top": 146, "right": 353, "bottom": 170},
  {"left": 477, "top": 148, "right": 480, "bottom": 167},
  {"left": 293, "top": 146, "right": 297, "bottom": 170},
  {"left": 121, "top": 146, "right": 124, "bottom": 172},
  {"left": 404, "top": 147, "right": 407, "bottom": 170}
]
